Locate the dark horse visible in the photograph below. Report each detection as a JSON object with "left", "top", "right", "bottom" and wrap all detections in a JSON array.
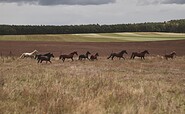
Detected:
[
  {"left": 35, "top": 52, "right": 51, "bottom": 60},
  {"left": 37, "top": 53, "right": 54, "bottom": 63},
  {"left": 90, "top": 53, "right": 99, "bottom": 61},
  {"left": 79, "top": 51, "right": 91, "bottom": 60},
  {"left": 107, "top": 50, "right": 128, "bottom": 60},
  {"left": 59, "top": 51, "right": 78, "bottom": 62},
  {"left": 130, "top": 50, "right": 149, "bottom": 60},
  {"left": 164, "top": 51, "right": 176, "bottom": 60}
]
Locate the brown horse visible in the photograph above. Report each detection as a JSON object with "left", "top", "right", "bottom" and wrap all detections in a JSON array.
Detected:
[
  {"left": 59, "top": 51, "right": 78, "bottom": 62},
  {"left": 130, "top": 50, "right": 149, "bottom": 60},
  {"left": 90, "top": 53, "right": 99, "bottom": 61},
  {"left": 79, "top": 51, "right": 91, "bottom": 60},
  {"left": 164, "top": 51, "right": 176, "bottom": 60},
  {"left": 107, "top": 50, "right": 128, "bottom": 60}
]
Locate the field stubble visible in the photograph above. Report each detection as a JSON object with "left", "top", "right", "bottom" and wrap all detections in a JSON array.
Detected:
[{"left": 0, "top": 56, "right": 185, "bottom": 114}]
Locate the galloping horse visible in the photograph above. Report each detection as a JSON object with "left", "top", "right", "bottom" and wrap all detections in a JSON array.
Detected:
[
  {"left": 107, "top": 50, "right": 128, "bottom": 60},
  {"left": 79, "top": 51, "right": 91, "bottom": 60},
  {"left": 59, "top": 51, "right": 78, "bottom": 62},
  {"left": 35, "top": 52, "right": 51, "bottom": 60},
  {"left": 20, "top": 50, "right": 38, "bottom": 59},
  {"left": 90, "top": 53, "right": 99, "bottom": 61},
  {"left": 164, "top": 51, "right": 176, "bottom": 60},
  {"left": 37, "top": 53, "right": 54, "bottom": 63},
  {"left": 130, "top": 50, "right": 149, "bottom": 60}
]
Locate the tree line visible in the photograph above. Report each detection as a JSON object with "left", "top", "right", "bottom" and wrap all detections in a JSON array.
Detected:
[{"left": 0, "top": 19, "right": 185, "bottom": 35}]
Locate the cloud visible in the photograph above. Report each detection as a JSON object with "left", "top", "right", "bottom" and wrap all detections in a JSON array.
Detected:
[
  {"left": 0, "top": 0, "right": 116, "bottom": 5},
  {"left": 138, "top": 0, "right": 185, "bottom": 5},
  {"left": 162, "top": 0, "right": 185, "bottom": 4}
]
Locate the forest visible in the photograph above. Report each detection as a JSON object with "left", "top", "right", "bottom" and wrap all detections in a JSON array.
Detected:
[{"left": 0, "top": 19, "right": 185, "bottom": 35}]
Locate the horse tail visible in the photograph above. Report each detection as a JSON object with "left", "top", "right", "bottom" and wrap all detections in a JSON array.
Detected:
[
  {"left": 59, "top": 55, "right": 62, "bottom": 60},
  {"left": 130, "top": 53, "right": 134, "bottom": 59},
  {"left": 34, "top": 55, "right": 37, "bottom": 59},
  {"left": 19, "top": 53, "right": 24, "bottom": 59},
  {"left": 107, "top": 54, "right": 112, "bottom": 59}
]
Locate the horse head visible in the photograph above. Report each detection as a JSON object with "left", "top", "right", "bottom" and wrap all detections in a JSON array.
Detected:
[
  {"left": 144, "top": 50, "right": 149, "bottom": 54},
  {"left": 95, "top": 53, "right": 99, "bottom": 56},
  {"left": 72, "top": 51, "right": 78, "bottom": 56},
  {"left": 121, "top": 50, "right": 128, "bottom": 54},
  {"left": 86, "top": 51, "right": 91, "bottom": 55},
  {"left": 34, "top": 50, "right": 38, "bottom": 53},
  {"left": 32, "top": 50, "right": 38, "bottom": 55},
  {"left": 171, "top": 51, "right": 176, "bottom": 55},
  {"left": 50, "top": 53, "right": 54, "bottom": 58}
]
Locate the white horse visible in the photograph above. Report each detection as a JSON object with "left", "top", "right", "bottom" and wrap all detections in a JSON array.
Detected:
[{"left": 20, "top": 50, "right": 38, "bottom": 59}]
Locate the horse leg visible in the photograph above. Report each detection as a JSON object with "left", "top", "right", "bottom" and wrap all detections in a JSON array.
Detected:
[
  {"left": 130, "top": 53, "right": 133, "bottom": 59},
  {"left": 132, "top": 55, "right": 135, "bottom": 59},
  {"left": 111, "top": 55, "right": 114, "bottom": 60},
  {"left": 107, "top": 55, "right": 112, "bottom": 59},
  {"left": 143, "top": 56, "right": 145, "bottom": 60},
  {"left": 71, "top": 57, "right": 74, "bottom": 61},
  {"left": 20, "top": 54, "right": 25, "bottom": 59},
  {"left": 62, "top": 58, "right": 65, "bottom": 62}
]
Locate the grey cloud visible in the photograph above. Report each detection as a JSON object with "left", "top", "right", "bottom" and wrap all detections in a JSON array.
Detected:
[
  {"left": 138, "top": 0, "right": 185, "bottom": 5},
  {"left": 162, "top": 0, "right": 185, "bottom": 4},
  {"left": 0, "top": 0, "right": 116, "bottom": 5}
]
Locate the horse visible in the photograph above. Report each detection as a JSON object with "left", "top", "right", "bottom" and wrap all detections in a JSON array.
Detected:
[
  {"left": 37, "top": 53, "right": 54, "bottom": 63},
  {"left": 35, "top": 52, "right": 51, "bottom": 60},
  {"left": 107, "top": 50, "right": 128, "bottom": 60},
  {"left": 20, "top": 50, "right": 38, "bottom": 59},
  {"left": 59, "top": 51, "right": 78, "bottom": 62},
  {"left": 164, "top": 51, "right": 176, "bottom": 60},
  {"left": 130, "top": 50, "right": 149, "bottom": 60},
  {"left": 90, "top": 53, "right": 99, "bottom": 61},
  {"left": 78, "top": 51, "right": 91, "bottom": 60}
]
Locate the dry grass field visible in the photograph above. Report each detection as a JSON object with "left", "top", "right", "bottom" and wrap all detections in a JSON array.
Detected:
[{"left": 0, "top": 56, "right": 185, "bottom": 114}]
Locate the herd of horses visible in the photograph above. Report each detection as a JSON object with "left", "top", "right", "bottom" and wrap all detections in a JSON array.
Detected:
[{"left": 19, "top": 49, "right": 177, "bottom": 63}]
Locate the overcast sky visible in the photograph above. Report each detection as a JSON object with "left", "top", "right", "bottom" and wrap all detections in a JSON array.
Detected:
[{"left": 0, "top": 0, "right": 185, "bottom": 25}]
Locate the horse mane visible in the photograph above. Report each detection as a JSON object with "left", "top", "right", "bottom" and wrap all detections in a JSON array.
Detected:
[
  {"left": 119, "top": 50, "right": 124, "bottom": 54},
  {"left": 171, "top": 51, "right": 176, "bottom": 54},
  {"left": 33, "top": 50, "right": 38, "bottom": 52},
  {"left": 70, "top": 51, "right": 78, "bottom": 55},
  {"left": 142, "top": 50, "right": 149, "bottom": 54}
]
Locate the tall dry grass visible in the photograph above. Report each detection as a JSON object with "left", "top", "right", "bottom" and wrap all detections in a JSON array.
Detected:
[{"left": 0, "top": 56, "right": 185, "bottom": 114}]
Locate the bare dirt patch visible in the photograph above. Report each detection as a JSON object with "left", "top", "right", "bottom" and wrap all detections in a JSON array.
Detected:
[{"left": 0, "top": 40, "right": 185, "bottom": 57}]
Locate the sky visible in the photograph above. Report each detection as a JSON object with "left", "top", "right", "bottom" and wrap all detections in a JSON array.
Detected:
[{"left": 0, "top": 0, "right": 185, "bottom": 25}]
